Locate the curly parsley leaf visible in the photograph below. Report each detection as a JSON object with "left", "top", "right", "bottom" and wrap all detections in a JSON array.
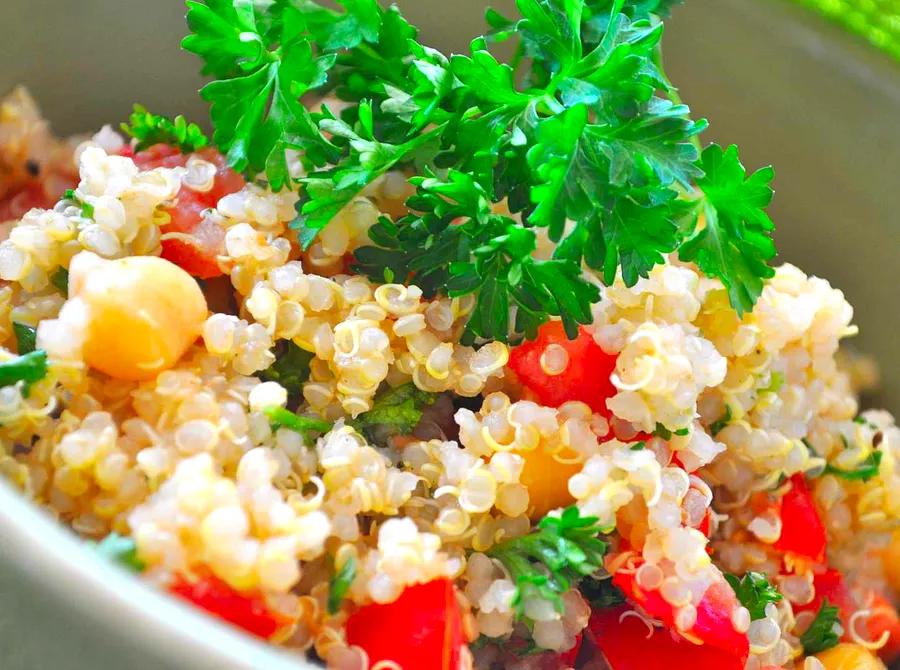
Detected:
[
  {"left": 185, "top": 1, "right": 337, "bottom": 190},
  {"left": 487, "top": 506, "right": 609, "bottom": 617},
  {"left": 679, "top": 144, "right": 776, "bottom": 315},
  {"left": 348, "top": 382, "right": 437, "bottom": 444},
  {"left": 258, "top": 340, "right": 313, "bottom": 398},
  {"left": 327, "top": 556, "right": 357, "bottom": 614},
  {"left": 121, "top": 105, "right": 209, "bottom": 153},
  {"left": 264, "top": 406, "right": 333, "bottom": 441},
  {"left": 725, "top": 571, "right": 782, "bottom": 620},
  {"left": 62, "top": 189, "right": 94, "bottom": 219},
  {"left": 800, "top": 598, "right": 841, "bottom": 655}
]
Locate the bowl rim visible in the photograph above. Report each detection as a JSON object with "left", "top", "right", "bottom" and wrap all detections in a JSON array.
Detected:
[{"left": 0, "top": 477, "right": 316, "bottom": 670}]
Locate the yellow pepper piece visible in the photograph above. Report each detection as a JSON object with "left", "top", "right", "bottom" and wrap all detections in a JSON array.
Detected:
[
  {"left": 69, "top": 251, "right": 208, "bottom": 381},
  {"left": 518, "top": 445, "right": 582, "bottom": 520},
  {"left": 815, "top": 643, "right": 887, "bottom": 670}
]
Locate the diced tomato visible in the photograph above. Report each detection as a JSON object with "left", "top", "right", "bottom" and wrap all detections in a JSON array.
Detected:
[
  {"left": 130, "top": 144, "right": 245, "bottom": 278},
  {"left": 0, "top": 182, "right": 56, "bottom": 221},
  {"left": 557, "top": 632, "right": 583, "bottom": 668},
  {"left": 697, "top": 509, "right": 713, "bottom": 538},
  {"left": 773, "top": 474, "right": 827, "bottom": 564},
  {"left": 509, "top": 321, "right": 617, "bottom": 416},
  {"left": 613, "top": 565, "right": 749, "bottom": 663},
  {"left": 865, "top": 591, "right": 900, "bottom": 662},
  {"left": 169, "top": 574, "right": 288, "bottom": 639},
  {"left": 344, "top": 578, "right": 465, "bottom": 670},
  {"left": 588, "top": 605, "right": 745, "bottom": 670}
]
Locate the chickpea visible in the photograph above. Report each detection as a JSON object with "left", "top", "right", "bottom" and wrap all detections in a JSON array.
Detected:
[
  {"left": 68, "top": 251, "right": 207, "bottom": 380},
  {"left": 815, "top": 643, "right": 887, "bottom": 670}
]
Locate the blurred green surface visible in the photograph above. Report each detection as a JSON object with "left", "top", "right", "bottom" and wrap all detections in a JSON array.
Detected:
[{"left": 789, "top": 0, "right": 900, "bottom": 60}]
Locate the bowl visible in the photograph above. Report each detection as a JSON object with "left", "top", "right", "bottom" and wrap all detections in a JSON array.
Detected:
[{"left": 0, "top": 0, "right": 898, "bottom": 668}]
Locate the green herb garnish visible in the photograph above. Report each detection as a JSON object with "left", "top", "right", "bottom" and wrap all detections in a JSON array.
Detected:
[
  {"left": 183, "top": 0, "right": 777, "bottom": 343},
  {"left": 710, "top": 404, "right": 733, "bottom": 436},
  {"left": 580, "top": 576, "right": 626, "bottom": 610},
  {"left": 0, "top": 350, "right": 48, "bottom": 391},
  {"left": 725, "top": 571, "right": 782, "bottom": 620},
  {"left": 258, "top": 341, "right": 314, "bottom": 398},
  {"left": 93, "top": 533, "right": 145, "bottom": 572},
  {"left": 800, "top": 598, "right": 841, "bottom": 655},
  {"left": 121, "top": 104, "right": 209, "bottom": 153},
  {"left": 487, "top": 506, "right": 608, "bottom": 616},
  {"left": 264, "top": 406, "right": 333, "bottom": 440},
  {"left": 50, "top": 267, "right": 69, "bottom": 296},
  {"left": 759, "top": 371, "right": 785, "bottom": 395},
  {"left": 348, "top": 382, "right": 437, "bottom": 444},
  {"left": 824, "top": 450, "right": 883, "bottom": 482},
  {"left": 629, "top": 441, "right": 646, "bottom": 450},
  {"left": 12, "top": 322, "right": 36, "bottom": 355},
  {"left": 327, "top": 556, "right": 356, "bottom": 614},
  {"left": 62, "top": 189, "right": 94, "bottom": 219}
]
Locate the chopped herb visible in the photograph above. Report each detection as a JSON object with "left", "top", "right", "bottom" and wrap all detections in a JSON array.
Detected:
[
  {"left": 629, "top": 441, "right": 646, "bottom": 450},
  {"left": 93, "top": 533, "right": 145, "bottom": 572},
  {"left": 121, "top": 104, "right": 209, "bottom": 153},
  {"left": 800, "top": 598, "right": 841, "bottom": 655},
  {"left": 674, "top": 427, "right": 690, "bottom": 436},
  {"left": 725, "top": 571, "right": 782, "bottom": 620},
  {"left": 824, "top": 450, "right": 883, "bottom": 482},
  {"left": 258, "top": 341, "right": 314, "bottom": 398},
  {"left": 12, "top": 322, "right": 36, "bottom": 355},
  {"left": 759, "top": 371, "right": 785, "bottom": 395},
  {"left": 0, "top": 350, "right": 48, "bottom": 392},
  {"left": 652, "top": 423, "right": 672, "bottom": 440},
  {"left": 327, "top": 556, "right": 356, "bottom": 614},
  {"left": 183, "top": 0, "right": 776, "bottom": 343},
  {"left": 264, "top": 406, "right": 333, "bottom": 441},
  {"left": 710, "top": 405, "right": 733, "bottom": 436},
  {"left": 50, "top": 267, "right": 69, "bottom": 296},
  {"left": 580, "top": 576, "right": 626, "bottom": 610},
  {"left": 487, "top": 506, "right": 608, "bottom": 617},
  {"left": 348, "top": 382, "right": 437, "bottom": 445},
  {"left": 62, "top": 189, "right": 94, "bottom": 219},
  {"left": 853, "top": 416, "right": 866, "bottom": 424}
]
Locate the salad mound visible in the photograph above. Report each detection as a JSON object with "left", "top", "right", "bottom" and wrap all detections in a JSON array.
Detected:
[{"left": 0, "top": 1, "right": 897, "bottom": 670}]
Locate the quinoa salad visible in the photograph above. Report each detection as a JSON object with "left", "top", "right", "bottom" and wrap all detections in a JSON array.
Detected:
[{"left": 0, "top": 2, "right": 898, "bottom": 670}]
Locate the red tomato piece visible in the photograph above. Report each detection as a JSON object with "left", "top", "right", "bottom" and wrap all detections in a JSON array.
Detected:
[
  {"left": 508, "top": 321, "right": 617, "bottom": 415},
  {"left": 773, "top": 474, "right": 827, "bottom": 564},
  {"left": 170, "top": 574, "right": 287, "bottom": 639},
  {"left": 344, "top": 578, "right": 465, "bottom": 670},
  {"left": 588, "top": 605, "right": 745, "bottom": 670},
  {"left": 865, "top": 591, "right": 900, "bottom": 662},
  {"left": 131, "top": 144, "right": 244, "bottom": 278},
  {"left": 613, "top": 566, "right": 749, "bottom": 663}
]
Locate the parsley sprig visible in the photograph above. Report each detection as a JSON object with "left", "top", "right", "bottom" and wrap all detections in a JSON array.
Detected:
[
  {"left": 487, "top": 506, "right": 609, "bottom": 616},
  {"left": 121, "top": 105, "right": 209, "bottom": 153},
  {"left": 725, "top": 571, "right": 782, "bottom": 620},
  {"left": 184, "top": 0, "right": 778, "bottom": 342},
  {"left": 800, "top": 598, "right": 841, "bottom": 655}
]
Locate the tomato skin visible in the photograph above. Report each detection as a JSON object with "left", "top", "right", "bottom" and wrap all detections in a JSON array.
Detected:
[
  {"left": 773, "top": 475, "right": 827, "bottom": 564},
  {"left": 169, "top": 574, "right": 287, "bottom": 639},
  {"left": 344, "top": 578, "right": 465, "bottom": 670},
  {"left": 613, "top": 566, "right": 749, "bottom": 663},
  {"left": 588, "top": 605, "right": 745, "bottom": 670},
  {"left": 508, "top": 322, "right": 617, "bottom": 416},
  {"left": 130, "top": 144, "right": 244, "bottom": 278},
  {"left": 865, "top": 591, "right": 900, "bottom": 662}
]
